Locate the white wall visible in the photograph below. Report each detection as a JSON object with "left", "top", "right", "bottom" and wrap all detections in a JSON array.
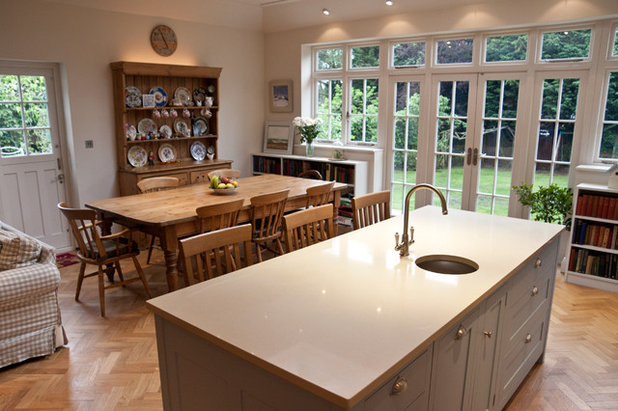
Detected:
[{"left": 0, "top": 0, "right": 264, "bottom": 205}]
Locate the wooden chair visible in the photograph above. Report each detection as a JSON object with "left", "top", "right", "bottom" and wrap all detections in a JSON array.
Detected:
[
  {"left": 57, "top": 202, "right": 151, "bottom": 317},
  {"left": 298, "top": 169, "right": 323, "bottom": 180},
  {"left": 196, "top": 198, "right": 244, "bottom": 233},
  {"left": 351, "top": 190, "right": 391, "bottom": 230},
  {"left": 137, "top": 176, "right": 180, "bottom": 264},
  {"left": 207, "top": 169, "right": 241, "bottom": 179},
  {"left": 179, "top": 224, "right": 253, "bottom": 284},
  {"left": 305, "top": 181, "right": 335, "bottom": 208},
  {"left": 283, "top": 204, "right": 335, "bottom": 253},
  {"left": 249, "top": 189, "right": 289, "bottom": 262}
]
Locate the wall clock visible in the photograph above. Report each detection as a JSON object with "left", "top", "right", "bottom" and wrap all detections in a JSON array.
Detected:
[{"left": 150, "top": 25, "right": 177, "bottom": 57}]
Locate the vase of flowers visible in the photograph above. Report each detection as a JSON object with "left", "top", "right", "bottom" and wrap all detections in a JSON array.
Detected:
[{"left": 292, "top": 116, "right": 322, "bottom": 157}]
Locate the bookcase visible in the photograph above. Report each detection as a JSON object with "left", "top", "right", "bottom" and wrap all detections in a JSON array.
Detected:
[{"left": 565, "top": 183, "right": 618, "bottom": 292}]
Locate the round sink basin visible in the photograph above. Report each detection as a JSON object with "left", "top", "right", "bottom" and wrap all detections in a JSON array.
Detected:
[{"left": 415, "top": 254, "right": 478, "bottom": 275}]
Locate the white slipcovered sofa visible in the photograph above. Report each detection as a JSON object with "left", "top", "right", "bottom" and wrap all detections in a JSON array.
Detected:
[{"left": 0, "top": 221, "right": 67, "bottom": 368}]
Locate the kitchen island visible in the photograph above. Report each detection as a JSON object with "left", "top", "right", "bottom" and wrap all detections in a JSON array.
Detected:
[{"left": 147, "top": 206, "right": 564, "bottom": 410}]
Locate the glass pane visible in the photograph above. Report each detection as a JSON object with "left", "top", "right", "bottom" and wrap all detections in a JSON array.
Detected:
[
  {"left": 447, "top": 191, "right": 463, "bottom": 209},
  {"left": 331, "top": 114, "right": 342, "bottom": 140},
  {"left": 331, "top": 80, "right": 342, "bottom": 113},
  {"left": 406, "top": 152, "right": 417, "bottom": 184},
  {"left": 394, "top": 117, "right": 406, "bottom": 149},
  {"left": 452, "top": 121, "right": 467, "bottom": 154},
  {"left": 553, "top": 164, "right": 570, "bottom": 188},
  {"left": 614, "top": 27, "right": 618, "bottom": 57},
  {"left": 534, "top": 162, "right": 551, "bottom": 186},
  {"left": 450, "top": 156, "right": 464, "bottom": 190},
  {"left": 482, "top": 120, "right": 498, "bottom": 156},
  {"left": 366, "top": 78, "right": 379, "bottom": 111},
  {"left": 393, "top": 152, "right": 404, "bottom": 182},
  {"left": 0, "top": 75, "right": 20, "bottom": 101},
  {"left": 537, "top": 122, "right": 555, "bottom": 160},
  {"left": 439, "top": 82, "right": 453, "bottom": 115},
  {"left": 317, "top": 80, "right": 329, "bottom": 113},
  {"left": 484, "top": 80, "right": 501, "bottom": 118},
  {"left": 351, "top": 45, "right": 380, "bottom": 68},
  {"left": 24, "top": 103, "right": 49, "bottom": 128},
  {"left": 395, "top": 82, "right": 407, "bottom": 112},
  {"left": 560, "top": 78, "right": 579, "bottom": 120},
  {"left": 502, "top": 80, "right": 519, "bottom": 119},
  {"left": 0, "top": 102, "right": 23, "bottom": 128},
  {"left": 476, "top": 195, "right": 492, "bottom": 214},
  {"left": 500, "top": 121, "right": 516, "bottom": 157},
  {"left": 454, "top": 81, "right": 469, "bottom": 117},
  {"left": 20, "top": 76, "right": 47, "bottom": 101},
  {"left": 485, "top": 34, "right": 528, "bottom": 62},
  {"left": 0, "top": 129, "right": 25, "bottom": 156},
  {"left": 350, "top": 116, "right": 363, "bottom": 141},
  {"left": 393, "top": 42, "right": 426, "bottom": 66},
  {"left": 555, "top": 122, "right": 574, "bottom": 162},
  {"left": 391, "top": 184, "right": 404, "bottom": 213},
  {"left": 493, "top": 197, "right": 509, "bottom": 216},
  {"left": 436, "top": 119, "right": 451, "bottom": 153},
  {"left": 366, "top": 116, "right": 378, "bottom": 143},
  {"left": 408, "top": 82, "right": 420, "bottom": 115},
  {"left": 351, "top": 79, "right": 364, "bottom": 114},
  {"left": 541, "top": 29, "right": 591, "bottom": 60},
  {"left": 27, "top": 128, "right": 52, "bottom": 154},
  {"left": 407, "top": 118, "right": 418, "bottom": 150},
  {"left": 317, "top": 48, "right": 343, "bottom": 70},
  {"left": 435, "top": 155, "right": 448, "bottom": 188},
  {"left": 605, "top": 72, "right": 618, "bottom": 121},
  {"left": 436, "top": 38, "right": 473, "bottom": 64},
  {"left": 479, "top": 158, "right": 496, "bottom": 194},
  {"left": 600, "top": 123, "right": 618, "bottom": 159},
  {"left": 496, "top": 160, "right": 513, "bottom": 195},
  {"left": 541, "top": 79, "right": 559, "bottom": 119}
]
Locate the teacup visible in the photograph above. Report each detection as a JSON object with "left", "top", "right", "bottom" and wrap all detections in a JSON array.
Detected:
[
  {"left": 152, "top": 109, "right": 161, "bottom": 119},
  {"left": 162, "top": 109, "right": 169, "bottom": 118},
  {"left": 170, "top": 108, "right": 178, "bottom": 118}
]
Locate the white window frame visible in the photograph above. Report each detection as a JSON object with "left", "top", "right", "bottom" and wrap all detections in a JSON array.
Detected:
[{"left": 481, "top": 31, "right": 530, "bottom": 66}]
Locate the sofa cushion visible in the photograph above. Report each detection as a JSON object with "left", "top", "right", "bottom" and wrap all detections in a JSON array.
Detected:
[{"left": 0, "top": 229, "right": 42, "bottom": 270}]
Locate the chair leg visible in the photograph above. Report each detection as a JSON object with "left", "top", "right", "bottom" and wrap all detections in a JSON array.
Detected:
[
  {"left": 133, "top": 256, "right": 152, "bottom": 298},
  {"left": 75, "top": 262, "right": 86, "bottom": 301},
  {"left": 146, "top": 235, "right": 156, "bottom": 264},
  {"left": 255, "top": 242, "right": 263, "bottom": 263},
  {"left": 115, "top": 261, "right": 125, "bottom": 283},
  {"left": 275, "top": 239, "right": 284, "bottom": 256},
  {"left": 97, "top": 266, "right": 106, "bottom": 317}
]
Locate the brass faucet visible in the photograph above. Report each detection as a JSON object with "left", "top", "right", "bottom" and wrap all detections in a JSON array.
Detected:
[{"left": 395, "top": 183, "right": 448, "bottom": 257}]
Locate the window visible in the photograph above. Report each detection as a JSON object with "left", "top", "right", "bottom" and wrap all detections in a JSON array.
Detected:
[
  {"left": 540, "top": 29, "right": 591, "bottom": 60},
  {"left": 436, "top": 38, "right": 473, "bottom": 65},
  {"left": 485, "top": 34, "right": 528, "bottom": 62},
  {"left": 350, "top": 78, "right": 379, "bottom": 143},
  {"left": 316, "top": 79, "right": 343, "bottom": 141},
  {"left": 0, "top": 74, "right": 52, "bottom": 157},
  {"left": 613, "top": 27, "right": 618, "bottom": 57},
  {"left": 351, "top": 46, "right": 380, "bottom": 69},
  {"left": 392, "top": 41, "right": 425, "bottom": 67},
  {"left": 316, "top": 48, "right": 343, "bottom": 71},
  {"left": 599, "top": 72, "right": 618, "bottom": 159}
]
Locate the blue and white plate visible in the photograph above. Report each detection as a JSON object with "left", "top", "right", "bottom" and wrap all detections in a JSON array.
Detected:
[{"left": 149, "top": 86, "right": 167, "bottom": 107}]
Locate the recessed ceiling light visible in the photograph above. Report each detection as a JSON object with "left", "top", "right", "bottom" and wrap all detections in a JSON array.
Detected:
[
  {"left": 322, "top": 8, "right": 330, "bottom": 15},
  {"left": 385, "top": 0, "right": 393, "bottom": 5}
]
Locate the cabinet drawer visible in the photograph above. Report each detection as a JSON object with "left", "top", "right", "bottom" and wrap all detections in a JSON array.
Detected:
[
  {"left": 365, "top": 347, "right": 431, "bottom": 411},
  {"left": 190, "top": 170, "right": 211, "bottom": 184},
  {"left": 503, "top": 241, "right": 557, "bottom": 338}
]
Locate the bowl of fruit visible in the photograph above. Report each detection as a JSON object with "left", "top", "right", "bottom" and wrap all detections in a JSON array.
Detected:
[{"left": 209, "top": 175, "right": 239, "bottom": 194}]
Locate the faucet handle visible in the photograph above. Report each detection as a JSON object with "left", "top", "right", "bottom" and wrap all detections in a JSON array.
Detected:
[
  {"left": 409, "top": 226, "right": 415, "bottom": 244},
  {"left": 395, "top": 232, "right": 400, "bottom": 248}
]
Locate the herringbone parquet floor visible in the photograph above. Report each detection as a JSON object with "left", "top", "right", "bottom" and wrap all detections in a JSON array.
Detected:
[{"left": 0, "top": 252, "right": 617, "bottom": 410}]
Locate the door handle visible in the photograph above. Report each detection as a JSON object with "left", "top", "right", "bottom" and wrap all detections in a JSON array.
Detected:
[
  {"left": 57, "top": 174, "right": 65, "bottom": 184},
  {"left": 473, "top": 148, "right": 479, "bottom": 166},
  {"left": 466, "top": 148, "right": 472, "bottom": 165}
]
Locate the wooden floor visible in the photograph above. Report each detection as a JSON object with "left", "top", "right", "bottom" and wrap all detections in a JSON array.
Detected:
[{"left": 1, "top": 252, "right": 617, "bottom": 410}]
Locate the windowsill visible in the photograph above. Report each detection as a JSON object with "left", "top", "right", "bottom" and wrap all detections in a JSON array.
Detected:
[
  {"left": 576, "top": 164, "right": 612, "bottom": 174},
  {"left": 295, "top": 143, "right": 383, "bottom": 153}
]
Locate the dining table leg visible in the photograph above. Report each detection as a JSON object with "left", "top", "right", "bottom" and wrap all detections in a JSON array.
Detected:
[{"left": 160, "top": 226, "right": 180, "bottom": 292}]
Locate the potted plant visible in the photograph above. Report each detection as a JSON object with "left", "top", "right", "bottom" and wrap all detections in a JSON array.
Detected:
[
  {"left": 206, "top": 145, "right": 215, "bottom": 160},
  {"left": 512, "top": 182, "right": 573, "bottom": 229}
]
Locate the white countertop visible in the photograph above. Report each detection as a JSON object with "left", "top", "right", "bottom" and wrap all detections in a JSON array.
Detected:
[{"left": 147, "top": 206, "right": 563, "bottom": 408}]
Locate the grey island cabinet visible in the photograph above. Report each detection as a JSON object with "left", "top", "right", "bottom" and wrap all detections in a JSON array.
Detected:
[{"left": 147, "top": 206, "right": 562, "bottom": 411}]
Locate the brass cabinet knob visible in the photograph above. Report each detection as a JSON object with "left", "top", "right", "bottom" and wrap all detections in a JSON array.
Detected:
[
  {"left": 535, "top": 258, "right": 542, "bottom": 268},
  {"left": 525, "top": 333, "right": 532, "bottom": 343},
  {"left": 391, "top": 376, "right": 407, "bottom": 395},
  {"left": 483, "top": 330, "right": 493, "bottom": 338},
  {"left": 531, "top": 286, "right": 539, "bottom": 296},
  {"left": 455, "top": 326, "right": 468, "bottom": 340}
]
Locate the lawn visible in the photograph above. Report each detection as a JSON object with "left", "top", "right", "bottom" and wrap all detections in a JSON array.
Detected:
[{"left": 390, "top": 167, "right": 569, "bottom": 216}]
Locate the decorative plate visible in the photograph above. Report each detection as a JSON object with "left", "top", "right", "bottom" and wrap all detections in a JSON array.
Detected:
[
  {"left": 137, "top": 118, "right": 157, "bottom": 134},
  {"left": 158, "top": 143, "right": 177, "bottom": 163},
  {"left": 192, "top": 117, "right": 209, "bottom": 136},
  {"left": 174, "top": 118, "right": 190, "bottom": 137},
  {"left": 159, "top": 124, "right": 172, "bottom": 139},
  {"left": 125, "top": 86, "right": 142, "bottom": 108},
  {"left": 125, "top": 124, "right": 137, "bottom": 140},
  {"left": 193, "top": 87, "right": 207, "bottom": 103},
  {"left": 210, "top": 187, "right": 238, "bottom": 195},
  {"left": 149, "top": 86, "right": 168, "bottom": 107},
  {"left": 127, "top": 146, "right": 148, "bottom": 167},
  {"left": 207, "top": 84, "right": 216, "bottom": 95},
  {"left": 174, "top": 87, "right": 192, "bottom": 106},
  {"left": 190, "top": 141, "right": 206, "bottom": 161}
]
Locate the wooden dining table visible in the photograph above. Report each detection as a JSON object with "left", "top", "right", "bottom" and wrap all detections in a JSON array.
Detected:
[{"left": 86, "top": 174, "right": 347, "bottom": 291}]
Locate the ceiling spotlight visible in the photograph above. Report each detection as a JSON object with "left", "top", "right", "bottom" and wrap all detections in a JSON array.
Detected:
[
  {"left": 322, "top": 8, "right": 330, "bottom": 15},
  {"left": 385, "top": 0, "right": 393, "bottom": 5}
]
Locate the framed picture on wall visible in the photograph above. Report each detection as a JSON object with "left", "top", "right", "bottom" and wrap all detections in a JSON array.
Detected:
[
  {"left": 269, "top": 79, "right": 293, "bottom": 113},
  {"left": 263, "top": 122, "right": 293, "bottom": 154}
]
